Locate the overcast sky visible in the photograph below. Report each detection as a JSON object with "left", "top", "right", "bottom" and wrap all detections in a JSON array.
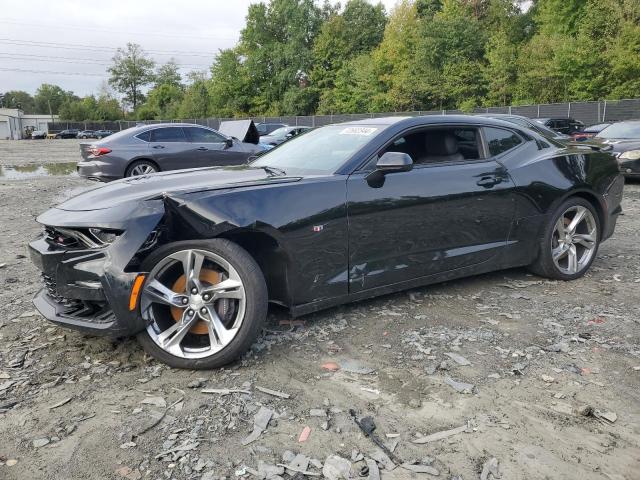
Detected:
[{"left": 0, "top": 0, "right": 398, "bottom": 99}]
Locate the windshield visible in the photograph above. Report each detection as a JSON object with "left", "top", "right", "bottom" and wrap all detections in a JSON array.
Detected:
[
  {"left": 252, "top": 124, "right": 382, "bottom": 175},
  {"left": 267, "top": 127, "right": 290, "bottom": 139},
  {"left": 596, "top": 122, "right": 640, "bottom": 139}
]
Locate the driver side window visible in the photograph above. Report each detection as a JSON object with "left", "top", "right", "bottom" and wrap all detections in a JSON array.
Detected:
[{"left": 382, "top": 127, "right": 482, "bottom": 166}]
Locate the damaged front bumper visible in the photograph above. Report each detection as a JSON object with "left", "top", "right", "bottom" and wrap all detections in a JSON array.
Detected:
[{"left": 28, "top": 201, "right": 165, "bottom": 336}]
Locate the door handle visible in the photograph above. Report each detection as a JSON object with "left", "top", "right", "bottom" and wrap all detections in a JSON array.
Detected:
[
  {"left": 476, "top": 176, "right": 500, "bottom": 188},
  {"left": 152, "top": 145, "right": 165, "bottom": 149},
  {"left": 196, "top": 147, "right": 208, "bottom": 151}
]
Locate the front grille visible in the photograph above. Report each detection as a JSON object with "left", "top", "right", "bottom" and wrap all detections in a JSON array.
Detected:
[
  {"left": 41, "top": 274, "right": 114, "bottom": 322},
  {"left": 41, "top": 273, "right": 82, "bottom": 308}
]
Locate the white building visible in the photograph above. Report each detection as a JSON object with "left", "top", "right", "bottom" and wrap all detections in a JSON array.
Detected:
[{"left": 0, "top": 108, "right": 59, "bottom": 139}]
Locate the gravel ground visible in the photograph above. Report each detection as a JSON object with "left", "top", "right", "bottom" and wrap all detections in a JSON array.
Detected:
[{"left": 0, "top": 141, "right": 639, "bottom": 480}]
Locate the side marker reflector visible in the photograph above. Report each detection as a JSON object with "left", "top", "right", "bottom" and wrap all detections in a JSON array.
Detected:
[{"left": 129, "top": 274, "right": 146, "bottom": 311}]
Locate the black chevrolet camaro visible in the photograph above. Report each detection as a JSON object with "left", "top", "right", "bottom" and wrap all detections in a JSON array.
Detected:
[{"left": 29, "top": 116, "right": 624, "bottom": 369}]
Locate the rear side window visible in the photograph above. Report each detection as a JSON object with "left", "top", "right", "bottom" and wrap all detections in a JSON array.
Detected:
[
  {"left": 184, "top": 127, "right": 226, "bottom": 143},
  {"left": 136, "top": 131, "right": 151, "bottom": 142},
  {"left": 484, "top": 127, "right": 522, "bottom": 156},
  {"left": 151, "top": 127, "right": 186, "bottom": 142}
]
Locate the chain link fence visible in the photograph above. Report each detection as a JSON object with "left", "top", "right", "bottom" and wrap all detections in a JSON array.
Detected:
[{"left": 48, "top": 98, "right": 640, "bottom": 133}]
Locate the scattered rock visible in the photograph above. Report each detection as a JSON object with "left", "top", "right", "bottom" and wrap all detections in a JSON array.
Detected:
[
  {"left": 140, "top": 396, "right": 166, "bottom": 408},
  {"left": 444, "top": 352, "right": 471, "bottom": 366},
  {"left": 32, "top": 437, "right": 50, "bottom": 448},
  {"left": 444, "top": 376, "right": 474, "bottom": 394},
  {"left": 401, "top": 463, "right": 440, "bottom": 476},
  {"left": 480, "top": 457, "right": 500, "bottom": 480},
  {"left": 242, "top": 407, "right": 274, "bottom": 446},
  {"left": 322, "top": 455, "right": 352, "bottom": 480},
  {"left": 340, "top": 359, "right": 375, "bottom": 375}
]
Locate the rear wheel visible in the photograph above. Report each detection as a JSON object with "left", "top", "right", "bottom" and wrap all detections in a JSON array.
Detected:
[
  {"left": 136, "top": 239, "right": 267, "bottom": 369},
  {"left": 126, "top": 160, "right": 158, "bottom": 177},
  {"left": 529, "top": 197, "right": 600, "bottom": 280}
]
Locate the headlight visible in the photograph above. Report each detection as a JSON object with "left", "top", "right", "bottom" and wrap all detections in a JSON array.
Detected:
[
  {"left": 619, "top": 149, "right": 640, "bottom": 160},
  {"left": 47, "top": 227, "right": 122, "bottom": 249}
]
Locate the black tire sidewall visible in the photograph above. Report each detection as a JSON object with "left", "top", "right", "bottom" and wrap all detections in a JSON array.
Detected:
[
  {"left": 534, "top": 197, "right": 601, "bottom": 281},
  {"left": 136, "top": 239, "right": 268, "bottom": 369}
]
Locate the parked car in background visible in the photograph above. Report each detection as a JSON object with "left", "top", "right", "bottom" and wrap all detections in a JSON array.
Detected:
[
  {"left": 29, "top": 115, "right": 624, "bottom": 369},
  {"left": 476, "top": 114, "right": 570, "bottom": 142},
  {"left": 55, "top": 129, "right": 80, "bottom": 139},
  {"left": 259, "top": 126, "right": 311, "bottom": 146},
  {"left": 592, "top": 120, "right": 640, "bottom": 178},
  {"left": 31, "top": 130, "right": 47, "bottom": 139},
  {"left": 255, "top": 122, "right": 287, "bottom": 136},
  {"left": 572, "top": 123, "right": 611, "bottom": 141},
  {"left": 77, "top": 130, "right": 95, "bottom": 139},
  {"left": 77, "top": 122, "right": 267, "bottom": 181},
  {"left": 533, "top": 118, "right": 584, "bottom": 135},
  {"left": 94, "top": 130, "right": 114, "bottom": 139}
]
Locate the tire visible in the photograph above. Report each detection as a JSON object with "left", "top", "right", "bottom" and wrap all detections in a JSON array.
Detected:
[
  {"left": 136, "top": 239, "right": 268, "bottom": 369},
  {"left": 528, "top": 197, "right": 600, "bottom": 280},
  {"left": 125, "top": 160, "right": 158, "bottom": 177}
]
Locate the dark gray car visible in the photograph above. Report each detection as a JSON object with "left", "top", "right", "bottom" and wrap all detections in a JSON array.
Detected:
[
  {"left": 476, "top": 114, "right": 570, "bottom": 142},
  {"left": 78, "top": 122, "right": 266, "bottom": 181}
]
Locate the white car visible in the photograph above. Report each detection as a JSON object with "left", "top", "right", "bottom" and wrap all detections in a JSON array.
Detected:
[{"left": 31, "top": 130, "right": 47, "bottom": 139}]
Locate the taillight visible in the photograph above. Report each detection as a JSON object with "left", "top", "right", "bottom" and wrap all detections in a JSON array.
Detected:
[{"left": 89, "top": 146, "right": 112, "bottom": 157}]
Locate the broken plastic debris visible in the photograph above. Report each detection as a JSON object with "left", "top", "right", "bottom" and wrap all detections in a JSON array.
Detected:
[
  {"left": 412, "top": 423, "right": 468, "bottom": 444},
  {"left": 241, "top": 407, "right": 273, "bottom": 446},
  {"left": 298, "top": 426, "right": 311, "bottom": 442}
]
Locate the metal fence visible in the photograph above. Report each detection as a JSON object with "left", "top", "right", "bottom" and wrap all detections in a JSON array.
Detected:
[{"left": 47, "top": 98, "right": 640, "bottom": 133}]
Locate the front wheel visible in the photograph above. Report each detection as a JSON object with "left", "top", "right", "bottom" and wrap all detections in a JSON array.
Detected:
[
  {"left": 529, "top": 198, "right": 600, "bottom": 280},
  {"left": 136, "top": 239, "right": 268, "bottom": 369}
]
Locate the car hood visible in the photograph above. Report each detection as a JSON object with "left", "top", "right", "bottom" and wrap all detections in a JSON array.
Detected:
[
  {"left": 56, "top": 166, "right": 301, "bottom": 211},
  {"left": 592, "top": 138, "right": 640, "bottom": 153}
]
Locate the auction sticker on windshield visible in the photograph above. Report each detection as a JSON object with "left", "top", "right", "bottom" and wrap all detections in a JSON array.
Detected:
[{"left": 339, "top": 127, "right": 379, "bottom": 136}]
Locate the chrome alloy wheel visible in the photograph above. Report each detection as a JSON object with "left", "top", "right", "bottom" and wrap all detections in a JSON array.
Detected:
[
  {"left": 551, "top": 205, "right": 598, "bottom": 275},
  {"left": 140, "top": 249, "right": 246, "bottom": 359},
  {"left": 130, "top": 164, "right": 156, "bottom": 176}
]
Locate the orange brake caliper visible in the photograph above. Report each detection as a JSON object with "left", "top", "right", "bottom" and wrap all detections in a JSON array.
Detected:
[{"left": 170, "top": 269, "right": 220, "bottom": 335}]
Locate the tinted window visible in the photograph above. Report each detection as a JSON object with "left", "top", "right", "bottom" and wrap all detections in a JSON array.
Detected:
[
  {"left": 383, "top": 128, "right": 481, "bottom": 165},
  {"left": 484, "top": 127, "right": 522, "bottom": 156},
  {"left": 151, "top": 127, "right": 186, "bottom": 143},
  {"left": 136, "top": 131, "right": 151, "bottom": 142},
  {"left": 184, "top": 127, "right": 226, "bottom": 143}
]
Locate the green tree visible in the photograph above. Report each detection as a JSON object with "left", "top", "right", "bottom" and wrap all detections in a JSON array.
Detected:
[
  {"left": 179, "top": 79, "right": 210, "bottom": 118},
  {"left": 146, "top": 83, "right": 184, "bottom": 118},
  {"left": 2, "top": 90, "right": 36, "bottom": 113},
  {"left": 34, "top": 84, "right": 76, "bottom": 115},
  {"left": 607, "top": 21, "right": 640, "bottom": 98},
  {"left": 209, "top": 48, "right": 253, "bottom": 116},
  {"left": 154, "top": 60, "right": 183, "bottom": 88},
  {"left": 239, "top": 0, "right": 323, "bottom": 114},
  {"left": 312, "top": 0, "right": 386, "bottom": 92},
  {"left": 108, "top": 43, "right": 155, "bottom": 110},
  {"left": 483, "top": 30, "right": 518, "bottom": 105}
]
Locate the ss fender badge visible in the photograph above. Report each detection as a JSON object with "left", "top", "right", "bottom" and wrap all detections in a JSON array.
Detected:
[{"left": 312, "top": 225, "right": 324, "bottom": 232}]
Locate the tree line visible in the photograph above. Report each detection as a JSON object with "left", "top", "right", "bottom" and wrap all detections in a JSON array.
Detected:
[{"left": 3, "top": 0, "right": 639, "bottom": 121}]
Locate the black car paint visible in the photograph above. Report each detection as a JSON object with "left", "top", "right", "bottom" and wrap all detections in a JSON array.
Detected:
[
  {"left": 591, "top": 138, "right": 640, "bottom": 177},
  {"left": 29, "top": 116, "right": 624, "bottom": 337}
]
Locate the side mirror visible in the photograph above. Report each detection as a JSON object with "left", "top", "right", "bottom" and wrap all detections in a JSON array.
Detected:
[
  {"left": 224, "top": 138, "right": 233, "bottom": 149},
  {"left": 376, "top": 152, "right": 413, "bottom": 173}
]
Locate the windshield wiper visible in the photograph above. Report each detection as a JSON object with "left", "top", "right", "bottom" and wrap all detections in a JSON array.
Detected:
[{"left": 257, "top": 165, "right": 287, "bottom": 176}]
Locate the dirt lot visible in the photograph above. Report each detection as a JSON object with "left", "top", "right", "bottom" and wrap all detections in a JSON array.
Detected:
[{"left": 0, "top": 140, "right": 639, "bottom": 480}]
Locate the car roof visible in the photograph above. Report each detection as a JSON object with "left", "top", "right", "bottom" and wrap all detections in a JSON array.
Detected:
[{"left": 340, "top": 114, "right": 524, "bottom": 129}]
